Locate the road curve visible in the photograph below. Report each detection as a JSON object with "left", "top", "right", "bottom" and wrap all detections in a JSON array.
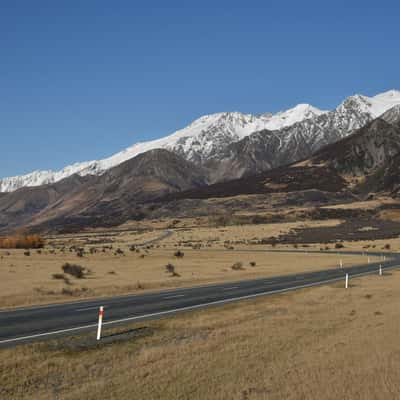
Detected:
[{"left": 0, "top": 249, "right": 399, "bottom": 348}]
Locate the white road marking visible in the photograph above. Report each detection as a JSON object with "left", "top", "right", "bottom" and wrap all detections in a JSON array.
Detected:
[
  {"left": 164, "top": 294, "right": 185, "bottom": 299},
  {"left": 76, "top": 306, "right": 103, "bottom": 312},
  {"left": 0, "top": 264, "right": 398, "bottom": 346}
]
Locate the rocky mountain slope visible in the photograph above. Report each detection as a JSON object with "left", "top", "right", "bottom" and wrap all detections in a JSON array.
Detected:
[
  {"left": 2, "top": 89, "right": 400, "bottom": 192},
  {"left": 206, "top": 92, "right": 400, "bottom": 182},
  {"left": 170, "top": 107, "right": 400, "bottom": 202}
]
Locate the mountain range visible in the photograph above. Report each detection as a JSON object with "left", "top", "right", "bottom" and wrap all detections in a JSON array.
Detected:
[
  {"left": 1, "top": 89, "right": 400, "bottom": 233},
  {"left": 2, "top": 90, "right": 400, "bottom": 192}
]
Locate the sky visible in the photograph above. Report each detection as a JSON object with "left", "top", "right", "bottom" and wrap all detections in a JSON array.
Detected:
[{"left": 1, "top": 0, "right": 399, "bottom": 178}]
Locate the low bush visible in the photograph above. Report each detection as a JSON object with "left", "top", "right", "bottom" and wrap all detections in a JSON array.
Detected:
[
  {"left": 76, "top": 248, "right": 85, "bottom": 258},
  {"left": 62, "top": 263, "right": 88, "bottom": 279},
  {"left": 174, "top": 250, "right": 184, "bottom": 258},
  {"left": 335, "top": 242, "right": 344, "bottom": 249},
  {"left": 231, "top": 262, "right": 244, "bottom": 271},
  {"left": 165, "top": 263, "right": 180, "bottom": 277}
]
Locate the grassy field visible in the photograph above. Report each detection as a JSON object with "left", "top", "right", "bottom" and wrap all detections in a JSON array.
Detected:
[
  {"left": 0, "top": 218, "right": 388, "bottom": 309},
  {"left": 0, "top": 243, "right": 376, "bottom": 309},
  {"left": 2, "top": 269, "right": 400, "bottom": 399}
]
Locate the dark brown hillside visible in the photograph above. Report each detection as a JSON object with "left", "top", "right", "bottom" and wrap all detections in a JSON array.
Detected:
[
  {"left": 161, "top": 165, "right": 347, "bottom": 201},
  {"left": 7, "top": 149, "right": 208, "bottom": 232},
  {"left": 0, "top": 175, "right": 90, "bottom": 231}
]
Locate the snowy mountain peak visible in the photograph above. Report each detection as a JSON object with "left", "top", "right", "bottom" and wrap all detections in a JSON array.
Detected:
[
  {"left": 337, "top": 90, "right": 400, "bottom": 119},
  {"left": 1, "top": 89, "right": 400, "bottom": 193},
  {"left": 271, "top": 103, "right": 326, "bottom": 129},
  {"left": 373, "top": 89, "right": 400, "bottom": 100}
]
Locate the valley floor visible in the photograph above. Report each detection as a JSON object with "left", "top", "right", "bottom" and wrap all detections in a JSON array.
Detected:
[{"left": 0, "top": 220, "right": 381, "bottom": 309}]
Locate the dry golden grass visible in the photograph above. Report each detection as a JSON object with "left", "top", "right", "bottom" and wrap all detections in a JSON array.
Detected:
[
  {"left": 321, "top": 196, "right": 397, "bottom": 210},
  {"left": 0, "top": 243, "right": 375, "bottom": 309},
  {"left": 2, "top": 270, "right": 400, "bottom": 399},
  {"left": 379, "top": 208, "right": 400, "bottom": 223},
  {"left": 162, "top": 219, "right": 343, "bottom": 248}
]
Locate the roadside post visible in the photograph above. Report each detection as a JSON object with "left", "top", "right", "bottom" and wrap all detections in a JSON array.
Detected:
[
  {"left": 97, "top": 306, "right": 104, "bottom": 341},
  {"left": 345, "top": 273, "right": 349, "bottom": 289},
  {"left": 379, "top": 264, "right": 382, "bottom": 276},
  {"left": 339, "top": 259, "right": 343, "bottom": 268}
]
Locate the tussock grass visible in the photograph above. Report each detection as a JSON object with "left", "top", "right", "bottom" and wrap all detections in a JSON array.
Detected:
[{"left": 2, "top": 271, "right": 400, "bottom": 399}]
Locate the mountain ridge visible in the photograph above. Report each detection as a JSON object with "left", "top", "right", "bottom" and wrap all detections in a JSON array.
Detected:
[{"left": 2, "top": 89, "right": 399, "bottom": 193}]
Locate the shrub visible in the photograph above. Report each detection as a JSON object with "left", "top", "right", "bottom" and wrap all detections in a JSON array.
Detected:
[
  {"left": 129, "top": 245, "right": 136, "bottom": 252},
  {"left": 174, "top": 250, "right": 184, "bottom": 258},
  {"left": 384, "top": 243, "right": 391, "bottom": 250},
  {"left": 249, "top": 261, "right": 256, "bottom": 267},
  {"left": 114, "top": 248, "right": 125, "bottom": 256},
  {"left": 24, "top": 250, "right": 30, "bottom": 256},
  {"left": 335, "top": 242, "right": 344, "bottom": 249},
  {"left": 165, "top": 263, "right": 180, "bottom": 277},
  {"left": 231, "top": 262, "right": 244, "bottom": 271},
  {"left": 76, "top": 248, "right": 84, "bottom": 258},
  {"left": 62, "top": 263, "right": 87, "bottom": 279}
]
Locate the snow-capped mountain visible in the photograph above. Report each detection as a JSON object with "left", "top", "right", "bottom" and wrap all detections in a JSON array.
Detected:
[
  {"left": 0, "top": 104, "right": 325, "bottom": 192},
  {"left": 205, "top": 90, "right": 400, "bottom": 182},
  {"left": 1, "top": 89, "right": 400, "bottom": 192}
]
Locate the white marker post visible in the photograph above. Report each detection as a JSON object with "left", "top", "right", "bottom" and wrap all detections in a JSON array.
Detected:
[
  {"left": 379, "top": 264, "right": 382, "bottom": 276},
  {"left": 339, "top": 259, "right": 343, "bottom": 269},
  {"left": 345, "top": 273, "right": 349, "bottom": 289},
  {"left": 97, "top": 306, "right": 104, "bottom": 341}
]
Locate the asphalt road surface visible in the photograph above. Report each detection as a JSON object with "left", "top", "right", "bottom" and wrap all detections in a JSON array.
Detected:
[{"left": 0, "top": 250, "right": 398, "bottom": 348}]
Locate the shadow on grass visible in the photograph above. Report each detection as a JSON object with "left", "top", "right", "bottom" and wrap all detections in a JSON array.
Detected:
[{"left": 47, "top": 326, "right": 154, "bottom": 353}]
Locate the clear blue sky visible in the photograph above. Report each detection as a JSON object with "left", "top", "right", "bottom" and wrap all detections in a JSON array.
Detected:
[{"left": 1, "top": 0, "right": 399, "bottom": 177}]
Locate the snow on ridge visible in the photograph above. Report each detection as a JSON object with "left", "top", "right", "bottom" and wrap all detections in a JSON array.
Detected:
[
  {"left": 1, "top": 89, "right": 399, "bottom": 193},
  {"left": 0, "top": 105, "right": 325, "bottom": 192}
]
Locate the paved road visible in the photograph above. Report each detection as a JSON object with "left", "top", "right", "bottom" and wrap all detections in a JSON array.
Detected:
[{"left": 0, "top": 250, "right": 398, "bottom": 348}]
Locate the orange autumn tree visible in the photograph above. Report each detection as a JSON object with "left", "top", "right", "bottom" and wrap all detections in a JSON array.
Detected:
[{"left": 0, "top": 235, "right": 45, "bottom": 249}]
